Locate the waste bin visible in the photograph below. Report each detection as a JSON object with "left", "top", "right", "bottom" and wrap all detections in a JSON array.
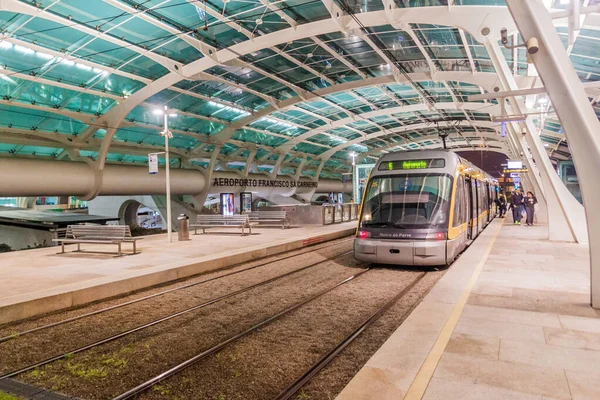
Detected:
[{"left": 177, "top": 214, "right": 190, "bottom": 241}]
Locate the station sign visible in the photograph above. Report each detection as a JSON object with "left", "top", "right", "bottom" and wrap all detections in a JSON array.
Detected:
[
  {"left": 212, "top": 177, "right": 318, "bottom": 188},
  {"left": 503, "top": 168, "right": 529, "bottom": 174}
]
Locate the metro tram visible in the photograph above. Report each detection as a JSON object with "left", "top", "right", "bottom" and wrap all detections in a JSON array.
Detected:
[{"left": 354, "top": 150, "right": 498, "bottom": 266}]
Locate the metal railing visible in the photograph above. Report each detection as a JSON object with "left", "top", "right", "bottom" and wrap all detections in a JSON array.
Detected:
[{"left": 322, "top": 203, "right": 359, "bottom": 225}]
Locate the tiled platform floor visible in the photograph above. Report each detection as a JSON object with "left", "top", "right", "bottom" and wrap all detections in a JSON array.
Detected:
[
  {"left": 0, "top": 223, "right": 356, "bottom": 324},
  {"left": 338, "top": 219, "right": 598, "bottom": 400}
]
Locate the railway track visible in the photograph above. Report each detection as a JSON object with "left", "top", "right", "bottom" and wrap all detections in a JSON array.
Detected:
[
  {"left": 0, "top": 237, "right": 353, "bottom": 344},
  {"left": 0, "top": 248, "right": 354, "bottom": 381},
  {"left": 107, "top": 268, "right": 429, "bottom": 400},
  {"left": 111, "top": 267, "right": 372, "bottom": 400},
  {"left": 273, "top": 271, "right": 428, "bottom": 400}
]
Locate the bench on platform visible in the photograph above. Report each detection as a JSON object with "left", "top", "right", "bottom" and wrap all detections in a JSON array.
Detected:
[
  {"left": 190, "top": 215, "right": 256, "bottom": 236},
  {"left": 244, "top": 210, "right": 290, "bottom": 229},
  {"left": 52, "top": 225, "right": 142, "bottom": 256}
]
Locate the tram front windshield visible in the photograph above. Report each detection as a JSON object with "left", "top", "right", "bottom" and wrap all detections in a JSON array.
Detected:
[{"left": 359, "top": 174, "right": 453, "bottom": 229}]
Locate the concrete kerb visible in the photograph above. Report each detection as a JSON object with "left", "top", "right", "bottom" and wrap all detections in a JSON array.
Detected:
[{"left": 0, "top": 227, "right": 355, "bottom": 325}]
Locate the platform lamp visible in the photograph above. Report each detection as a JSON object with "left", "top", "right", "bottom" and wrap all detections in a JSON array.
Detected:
[
  {"left": 153, "top": 105, "right": 177, "bottom": 243},
  {"left": 350, "top": 152, "right": 357, "bottom": 203}
]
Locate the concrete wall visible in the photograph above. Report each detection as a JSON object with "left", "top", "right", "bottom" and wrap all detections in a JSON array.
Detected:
[
  {"left": 87, "top": 196, "right": 164, "bottom": 226},
  {"left": 0, "top": 225, "right": 54, "bottom": 251}
]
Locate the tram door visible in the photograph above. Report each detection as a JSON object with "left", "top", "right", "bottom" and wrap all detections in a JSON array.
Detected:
[
  {"left": 466, "top": 177, "right": 474, "bottom": 240},
  {"left": 472, "top": 180, "right": 479, "bottom": 238},
  {"left": 487, "top": 182, "right": 493, "bottom": 222}
]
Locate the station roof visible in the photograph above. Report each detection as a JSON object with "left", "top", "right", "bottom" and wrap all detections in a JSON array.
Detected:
[{"left": 0, "top": 0, "right": 597, "bottom": 180}]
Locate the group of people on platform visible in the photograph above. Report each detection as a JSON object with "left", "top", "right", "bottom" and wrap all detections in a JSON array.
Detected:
[{"left": 495, "top": 188, "right": 538, "bottom": 226}]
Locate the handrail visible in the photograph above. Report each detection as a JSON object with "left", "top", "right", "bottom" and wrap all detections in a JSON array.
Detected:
[{"left": 322, "top": 203, "right": 359, "bottom": 225}]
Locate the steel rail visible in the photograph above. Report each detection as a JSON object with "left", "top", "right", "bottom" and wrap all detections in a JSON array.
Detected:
[
  {"left": 0, "top": 250, "right": 354, "bottom": 380},
  {"left": 0, "top": 237, "right": 353, "bottom": 344},
  {"left": 273, "top": 271, "right": 428, "bottom": 400},
  {"left": 110, "top": 268, "right": 371, "bottom": 400}
]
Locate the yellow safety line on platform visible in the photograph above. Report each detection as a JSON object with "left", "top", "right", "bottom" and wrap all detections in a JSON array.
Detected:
[{"left": 403, "top": 219, "right": 504, "bottom": 400}]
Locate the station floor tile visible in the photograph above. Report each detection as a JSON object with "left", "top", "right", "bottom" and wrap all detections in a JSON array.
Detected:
[
  {"left": 544, "top": 326, "right": 600, "bottom": 351},
  {"left": 433, "top": 353, "right": 572, "bottom": 399},
  {"left": 423, "top": 377, "right": 545, "bottom": 400}
]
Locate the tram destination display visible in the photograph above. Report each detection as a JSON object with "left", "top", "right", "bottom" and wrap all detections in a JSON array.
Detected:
[{"left": 379, "top": 158, "right": 446, "bottom": 171}]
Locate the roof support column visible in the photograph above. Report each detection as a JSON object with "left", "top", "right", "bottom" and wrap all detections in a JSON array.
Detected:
[
  {"left": 294, "top": 157, "right": 307, "bottom": 181},
  {"left": 506, "top": 0, "right": 600, "bottom": 306},
  {"left": 191, "top": 145, "right": 222, "bottom": 212},
  {"left": 269, "top": 154, "right": 285, "bottom": 179},
  {"left": 244, "top": 150, "right": 257, "bottom": 177},
  {"left": 486, "top": 41, "right": 587, "bottom": 243}
]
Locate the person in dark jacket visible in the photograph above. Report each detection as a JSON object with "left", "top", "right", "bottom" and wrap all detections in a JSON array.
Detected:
[
  {"left": 525, "top": 191, "right": 538, "bottom": 226},
  {"left": 509, "top": 189, "right": 524, "bottom": 225},
  {"left": 498, "top": 193, "right": 507, "bottom": 218}
]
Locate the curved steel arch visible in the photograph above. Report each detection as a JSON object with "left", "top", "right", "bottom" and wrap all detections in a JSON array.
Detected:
[
  {"left": 320, "top": 120, "right": 499, "bottom": 159},
  {"left": 74, "top": 6, "right": 516, "bottom": 163},
  {"left": 356, "top": 131, "right": 507, "bottom": 160},
  {"left": 276, "top": 102, "right": 502, "bottom": 152},
  {"left": 212, "top": 71, "right": 529, "bottom": 145}
]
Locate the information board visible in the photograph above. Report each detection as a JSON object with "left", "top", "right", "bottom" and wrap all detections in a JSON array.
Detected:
[
  {"left": 148, "top": 154, "right": 158, "bottom": 175},
  {"left": 507, "top": 160, "right": 523, "bottom": 169}
]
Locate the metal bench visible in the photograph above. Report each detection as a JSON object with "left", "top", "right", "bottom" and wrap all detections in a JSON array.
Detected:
[
  {"left": 245, "top": 210, "right": 290, "bottom": 229},
  {"left": 190, "top": 215, "right": 256, "bottom": 236},
  {"left": 52, "top": 225, "right": 142, "bottom": 256}
]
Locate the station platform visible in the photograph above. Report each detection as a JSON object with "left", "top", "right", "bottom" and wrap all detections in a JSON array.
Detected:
[
  {"left": 0, "top": 223, "right": 356, "bottom": 325},
  {"left": 338, "top": 219, "right": 597, "bottom": 400}
]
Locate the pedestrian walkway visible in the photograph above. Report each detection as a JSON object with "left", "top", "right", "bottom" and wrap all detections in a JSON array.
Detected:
[
  {"left": 0, "top": 223, "right": 356, "bottom": 325},
  {"left": 337, "top": 219, "right": 597, "bottom": 400}
]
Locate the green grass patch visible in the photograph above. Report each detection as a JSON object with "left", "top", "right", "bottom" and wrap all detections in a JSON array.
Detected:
[
  {"left": 0, "top": 391, "right": 20, "bottom": 400},
  {"left": 65, "top": 362, "right": 108, "bottom": 380}
]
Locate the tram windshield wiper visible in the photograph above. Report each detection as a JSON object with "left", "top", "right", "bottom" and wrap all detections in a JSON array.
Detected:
[{"left": 363, "top": 222, "right": 408, "bottom": 229}]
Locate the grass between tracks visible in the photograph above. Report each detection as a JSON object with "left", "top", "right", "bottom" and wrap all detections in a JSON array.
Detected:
[{"left": 0, "top": 391, "right": 20, "bottom": 400}]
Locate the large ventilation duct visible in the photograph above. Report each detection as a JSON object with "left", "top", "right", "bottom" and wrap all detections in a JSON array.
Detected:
[
  {"left": 0, "top": 158, "right": 352, "bottom": 197},
  {"left": 0, "top": 158, "right": 205, "bottom": 197}
]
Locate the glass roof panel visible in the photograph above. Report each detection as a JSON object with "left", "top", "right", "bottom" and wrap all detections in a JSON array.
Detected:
[{"left": 0, "top": 1, "right": 586, "bottom": 174}]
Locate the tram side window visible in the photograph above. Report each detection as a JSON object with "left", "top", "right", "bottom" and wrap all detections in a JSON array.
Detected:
[
  {"left": 478, "top": 182, "right": 485, "bottom": 212},
  {"left": 453, "top": 179, "right": 465, "bottom": 227},
  {"left": 482, "top": 183, "right": 489, "bottom": 212}
]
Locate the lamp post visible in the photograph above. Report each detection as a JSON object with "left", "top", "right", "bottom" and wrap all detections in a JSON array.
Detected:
[
  {"left": 350, "top": 152, "right": 356, "bottom": 203},
  {"left": 153, "top": 106, "right": 177, "bottom": 243}
]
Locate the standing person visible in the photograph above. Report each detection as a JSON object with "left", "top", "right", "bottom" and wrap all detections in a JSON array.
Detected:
[
  {"left": 509, "top": 189, "right": 524, "bottom": 225},
  {"left": 525, "top": 191, "right": 538, "bottom": 226},
  {"left": 519, "top": 188, "right": 526, "bottom": 220},
  {"left": 498, "top": 193, "right": 507, "bottom": 218}
]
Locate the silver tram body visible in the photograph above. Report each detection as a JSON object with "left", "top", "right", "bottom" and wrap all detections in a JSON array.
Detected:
[{"left": 354, "top": 150, "right": 498, "bottom": 266}]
